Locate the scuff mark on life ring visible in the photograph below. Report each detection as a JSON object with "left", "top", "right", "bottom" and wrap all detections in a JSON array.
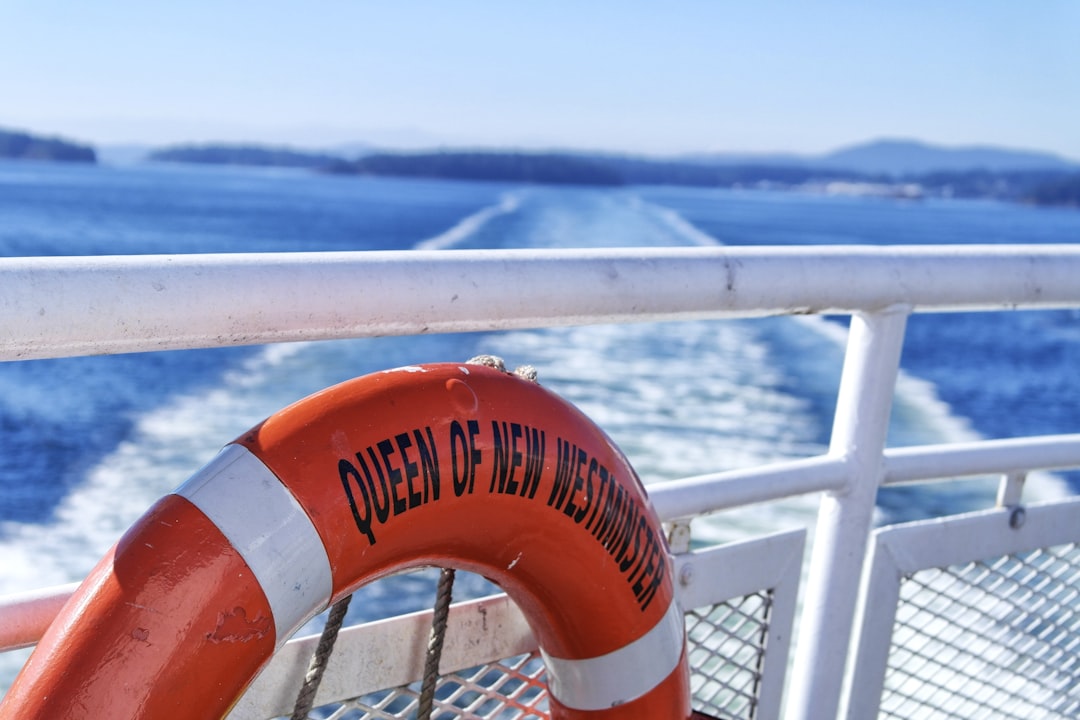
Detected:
[{"left": 207, "top": 606, "right": 272, "bottom": 644}]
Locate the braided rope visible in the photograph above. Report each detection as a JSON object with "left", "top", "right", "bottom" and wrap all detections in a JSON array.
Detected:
[
  {"left": 417, "top": 567, "right": 457, "bottom": 719},
  {"left": 289, "top": 594, "right": 353, "bottom": 720},
  {"left": 290, "top": 356, "right": 529, "bottom": 719}
]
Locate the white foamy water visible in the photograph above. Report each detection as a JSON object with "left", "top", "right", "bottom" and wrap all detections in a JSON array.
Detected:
[
  {"left": 5, "top": 179, "right": 1074, "bottom": 701},
  {"left": 0, "top": 182, "right": 1034, "bottom": 602},
  {"left": 414, "top": 191, "right": 525, "bottom": 250}
]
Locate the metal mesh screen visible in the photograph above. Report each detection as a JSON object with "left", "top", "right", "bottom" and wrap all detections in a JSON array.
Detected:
[
  {"left": 686, "top": 592, "right": 772, "bottom": 720},
  {"left": 297, "top": 652, "right": 548, "bottom": 720},
  {"left": 287, "top": 592, "right": 774, "bottom": 720},
  {"left": 879, "top": 542, "right": 1080, "bottom": 720}
]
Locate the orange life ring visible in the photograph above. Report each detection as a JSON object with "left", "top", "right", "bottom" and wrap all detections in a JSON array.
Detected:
[{"left": 1, "top": 362, "right": 690, "bottom": 719}]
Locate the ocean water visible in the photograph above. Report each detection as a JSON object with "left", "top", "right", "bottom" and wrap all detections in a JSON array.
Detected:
[{"left": 2, "top": 160, "right": 1080, "bottom": 693}]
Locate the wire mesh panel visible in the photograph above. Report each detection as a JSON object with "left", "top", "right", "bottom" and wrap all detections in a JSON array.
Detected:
[
  {"left": 848, "top": 499, "right": 1080, "bottom": 720},
  {"left": 879, "top": 543, "right": 1080, "bottom": 719},
  {"left": 291, "top": 590, "right": 778, "bottom": 720},
  {"left": 297, "top": 652, "right": 548, "bottom": 720},
  {"left": 235, "top": 529, "right": 803, "bottom": 720},
  {"left": 685, "top": 591, "right": 773, "bottom": 720}
]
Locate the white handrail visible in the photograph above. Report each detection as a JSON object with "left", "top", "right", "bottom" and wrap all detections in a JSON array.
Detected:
[
  {"left": 3, "top": 246, "right": 1080, "bottom": 360},
  {"left": 646, "top": 434, "right": 1080, "bottom": 520},
  {"left": 882, "top": 434, "right": 1080, "bottom": 484},
  {"left": 648, "top": 454, "right": 848, "bottom": 520},
  {"left": 0, "top": 584, "right": 81, "bottom": 651},
  {"left": 4, "top": 434, "right": 1078, "bottom": 654}
]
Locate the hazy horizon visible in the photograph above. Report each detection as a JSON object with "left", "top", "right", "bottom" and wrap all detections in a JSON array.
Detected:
[{"left": 3, "top": 2, "right": 1079, "bottom": 161}]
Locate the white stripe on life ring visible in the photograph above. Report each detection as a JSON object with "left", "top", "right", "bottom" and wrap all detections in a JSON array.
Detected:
[
  {"left": 175, "top": 444, "right": 334, "bottom": 646},
  {"left": 540, "top": 597, "right": 684, "bottom": 710}
]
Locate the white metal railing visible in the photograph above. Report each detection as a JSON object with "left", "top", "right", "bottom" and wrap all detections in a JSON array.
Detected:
[
  {"left": 846, "top": 498, "right": 1080, "bottom": 719},
  {"left": 2, "top": 245, "right": 1080, "bottom": 719},
  {"left": 3, "top": 245, "right": 1080, "bottom": 360}
]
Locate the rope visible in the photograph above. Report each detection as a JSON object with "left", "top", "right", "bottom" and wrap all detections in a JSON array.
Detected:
[
  {"left": 415, "top": 356, "right": 518, "bottom": 716},
  {"left": 417, "top": 567, "right": 456, "bottom": 720},
  {"left": 291, "top": 356, "right": 523, "bottom": 720},
  {"left": 290, "top": 594, "right": 353, "bottom": 720},
  {"left": 467, "top": 354, "right": 538, "bottom": 384}
]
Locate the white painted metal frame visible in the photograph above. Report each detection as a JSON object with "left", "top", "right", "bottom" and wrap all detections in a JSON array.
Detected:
[
  {"left": 843, "top": 496, "right": 1080, "bottom": 719},
  {"left": 675, "top": 529, "right": 806, "bottom": 720},
  {"left": 784, "top": 308, "right": 910, "bottom": 720},
  {"left": 229, "top": 594, "right": 536, "bottom": 720},
  {"left": 226, "top": 529, "right": 806, "bottom": 720},
  {"left": 3, "top": 246, "right": 1080, "bottom": 718},
  {"left": 3, "top": 246, "right": 1080, "bottom": 361},
  {"left": 0, "top": 583, "right": 80, "bottom": 651}
]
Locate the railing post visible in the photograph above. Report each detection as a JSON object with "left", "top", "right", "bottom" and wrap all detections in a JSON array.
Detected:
[{"left": 785, "top": 307, "right": 909, "bottom": 720}]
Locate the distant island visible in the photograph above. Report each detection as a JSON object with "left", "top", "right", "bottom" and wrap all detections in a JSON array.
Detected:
[
  {"left": 0, "top": 128, "right": 96, "bottom": 163},
  {"left": 1025, "top": 174, "right": 1080, "bottom": 208},
  {"left": 325, "top": 150, "right": 1080, "bottom": 207},
  {"left": 810, "top": 138, "right": 1080, "bottom": 175},
  {"left": 140, "top": 139, "right": 1080, "bottom": 207},
  {"left": 0, "top": 130, "right": 1059, "bottom": 208},
  {"left": 147, "top": 143, "right": 339, "bottom": 169},
  {"left": 326, "top": 152, "right": 625, "bottom": 186}
]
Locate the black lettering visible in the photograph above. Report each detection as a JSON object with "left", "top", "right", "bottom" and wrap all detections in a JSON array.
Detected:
[
  {"left": 467, "top": 420, "right": 481, "bottom": 493},
  {"left": 339, "top": 459, "right": 376, "bottom": 545},
  {"left": 629, "top": 524, "right": 657, "bottom": 589},
  {"left": 489, "top": 421, "right": 509, "bottom": 493},
  {"left": 573, "top": 457, "right": 597, "bottom": 523},
  {"left": 360, "top": 449, "right": 390, "bottom": 523},
  {"left": 632, "top": 531, "right": 663, "bottom": 611},
  {"left": 605, "top": 491, "right": 629, "bottom": 553},
  {"left": 562, "top": 448, "right": 588, "bottom": 519},
  {"left": 377, "top": 439, "right": 406, "bottom": 515},
  {"left": 450, "top": 421, "right": 469, "bottom": 496},
  {"left": 548, "top": 438, "right": 576, "bottom": 510},
  {"left": 522, "top": 427, "right": 545, "bottom": 499},
  {"left": 414, "top": 427, "right": 440, "bottom": 502},
  {"left": 619, "top": 513, "right": 645, "bottom": 572},
  {"left": 451, "top": 420, "right": 481, "bottom": 496},
  {"left": 506, "top": 423, "right": 523, "bottom": 495},
  {"left": 530, "top": 434, "right": 669, "bottom": 611},
  {"left": 585, "top": 466, "right": 610, "bottom": 531},
  {"left": 591, "top": 475, "right": 619, "bottom": 540},
  {"left": 396, "top": 432, "right": 422, "bottom": 509},
  {"left": 612, "top": 500, "right": 640, "bottom": 567},
  {"left": 638, "top": 547, "right": 665, "bottom": 611},
  {"left": 599, "top": 484, "right": 626, "bottom": 546}
]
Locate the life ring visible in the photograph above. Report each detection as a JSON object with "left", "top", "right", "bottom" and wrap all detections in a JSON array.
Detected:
[{"left": 1, "top": 362, "right": 690, "bottom": 719}]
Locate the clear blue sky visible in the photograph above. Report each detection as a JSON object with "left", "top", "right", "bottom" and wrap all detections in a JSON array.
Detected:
[{"left": 2, "top": 1, "right": 1079, "bottom": 159}]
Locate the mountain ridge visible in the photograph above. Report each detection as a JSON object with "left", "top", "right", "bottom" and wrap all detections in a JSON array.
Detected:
[
  {"left": 685, "top": 139, "right": 1080, "bottom": 176},
  {"left": 817, "top": 139, "right": 1079, "bottom": 175}
]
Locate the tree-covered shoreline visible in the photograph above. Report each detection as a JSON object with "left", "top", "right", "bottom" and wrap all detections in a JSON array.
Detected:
[
  {"left": 0, "top": 128, "right": 96, "bottom": 163},
  {"left": 1025, "top": 174, "right": 1080, "bottom": 208},
  {"left": 325, "top": 151, "right": 625, "bottom": 186},
  {"left": 147, "top": 144, "right": 339, "bottom": 169},
  {"left": 6, "top": 128, "right": 1080, "bottom": 207}
]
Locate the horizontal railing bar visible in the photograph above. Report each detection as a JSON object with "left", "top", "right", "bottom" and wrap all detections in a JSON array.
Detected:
[
  {"left": 649, "top": 434, "right": 1080, "bottom": 520},
  {"left": 229, "top": 594, "right": 536, "bottom": 720},
  {"left": 0, "top": 582, "right": 81, "bottom": 651},
  {"left": 2, "top": 434, "right": 1077, "bottom": 654},
  {"left": 649, "top": 455, "right": 849, "bottom": 520},
  {"left": 882, "top": 434, "right": 1080, "bottom": 484},
  {"left": 4, "top": 246, "right": 1080, "bottom": 360}
]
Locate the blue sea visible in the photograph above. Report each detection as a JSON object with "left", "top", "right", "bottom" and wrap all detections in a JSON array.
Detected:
[{"left": 2, "top": 159, "right": 1080, "bottom": 692}]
